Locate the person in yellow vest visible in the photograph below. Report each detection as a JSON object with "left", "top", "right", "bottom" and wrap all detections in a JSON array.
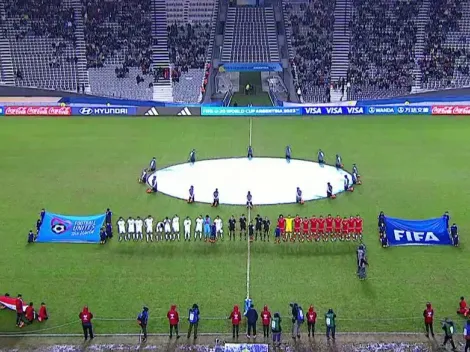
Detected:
[{"left": 285, "top": 215, "right": 293, "bottom": 242}]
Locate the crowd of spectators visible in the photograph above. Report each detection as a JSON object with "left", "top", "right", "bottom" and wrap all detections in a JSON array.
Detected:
[
  {"left": 420, "top": 0, "right": 462, "bottom": 86},
  {"left": 83, "top": 0, "right": 152, "bottom": 76},
  {"left": 347, "top": 0, "right": 420, "bottom": 98},
  {"left": 167, "top": 22, "right": 211, "bottom": 71},
  {"left": 284, "top": 0, "right": 334, "bottom": 102},
  {"left": 4, "top": 0, "right": 76, "bottom": 41}
]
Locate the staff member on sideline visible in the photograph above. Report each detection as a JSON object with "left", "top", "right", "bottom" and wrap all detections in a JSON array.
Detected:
[
  {"left": 138, "top": 306, "right": 149, "bottom": 342},
  {"left": 79, "top": 306, "right": 94, "bottom": 341}
]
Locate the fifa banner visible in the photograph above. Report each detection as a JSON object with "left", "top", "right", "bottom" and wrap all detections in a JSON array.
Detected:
[
  {"left": 0, "top": 295, "right": 27, "bottom": 312},
  {"left": 36, "top": 212, "right": 106, "bottom": 244},
  {"left": 384, "top": 216, "right": 452, "bottom": 246},
  {"left": 201, "top": 106, "right": 432, "bottom": 116},
  {"left": 224, "top": 344, "right": 268, "bottom": 352}
]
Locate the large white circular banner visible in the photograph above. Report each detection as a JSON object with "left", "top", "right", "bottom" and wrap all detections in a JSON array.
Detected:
[{"left": 148, "top": 157, "right": 352, "bottom": 205}]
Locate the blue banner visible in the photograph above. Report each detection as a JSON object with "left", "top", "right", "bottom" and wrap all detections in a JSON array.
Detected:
[
  {"left": 201, "top": 106, "right": 301, "bottom": 116},
  {"left": 220, "top": 63, "right": 283, "bottom": 72},
  {"left": 72, "top": 106, "right": 137, "bottom": 116},
  {"left": 36, "top": 212, "right": 105, "bottom": 243},
  {"left": 0, "top": 106, "right": 4, "bottom": 115},
  {"left": 384, "top": 216, "right": 452, "bottom": 246}
]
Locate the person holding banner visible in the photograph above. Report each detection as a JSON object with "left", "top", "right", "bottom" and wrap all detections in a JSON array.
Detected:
[
  {"left": 28, "top": 230, "right": 35, "bottom": 244},
  {"left": 15, "top": 294, "right": 25, "bottom": 328},
  {"left": 443, "top": 211, "right": 450, "bottom": 230},
  {"left": 450, "top": 223, "right": 459, "bottom": 247}
]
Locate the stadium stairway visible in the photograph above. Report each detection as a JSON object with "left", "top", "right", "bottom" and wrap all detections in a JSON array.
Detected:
[
  {"left": 0, "top": 2, "right": 15, "bottom": 86},
  {"left": 265, "top": 7, "right": 281, "bottom": 62},
  {"left": 330, "top": 0, "right": 352, "bottom": 102},
  {"left": 151, "top": 0, "right": 173, "bottom": 102},
  {"left": 65, "top": 0, "right": 90, "bottom": 93},
  {"left": 221, "top": 7, "right": 235, "bottom": 62},
  {"left": 0, "top": 38, "right": 15, "bottom": 86},
  {"left": 411, "top": 0, "right": 431, "bottom": 92}
]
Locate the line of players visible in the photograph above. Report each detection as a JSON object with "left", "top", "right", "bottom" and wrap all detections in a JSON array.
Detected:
[
  {"left": 276, "top": 214, "right": 363, "bottom": 243},
  {"left": 114, "top": 214, "right": 364, "bottom": 243}
]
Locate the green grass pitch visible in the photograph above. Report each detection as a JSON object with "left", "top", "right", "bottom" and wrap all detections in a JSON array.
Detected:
[{"left": 0, "top": 115, "right": 469, "bottom": 335}]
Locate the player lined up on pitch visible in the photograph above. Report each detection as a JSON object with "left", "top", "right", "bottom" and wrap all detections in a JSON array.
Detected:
[{"left": 112, "top": 214, "right": 364, "bottom": 243}]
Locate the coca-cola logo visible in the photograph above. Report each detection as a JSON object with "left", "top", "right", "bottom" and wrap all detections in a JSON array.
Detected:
[
  {"left": 5, "top": 106, "right": 71, "bottom": 116},
  {"left": 432, "top": 105, "right": 470, "bottom": 115},
  {"left": 452, "top": 106, "right": 470, "bottom": 115}
]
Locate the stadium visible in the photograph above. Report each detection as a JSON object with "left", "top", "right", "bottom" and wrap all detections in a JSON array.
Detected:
[{"left": 0, "top": 0, "right": 470, "bottom": 351}]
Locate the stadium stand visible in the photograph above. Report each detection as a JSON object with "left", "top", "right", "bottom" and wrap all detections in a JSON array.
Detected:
[
  {"left": 2, "top": 0, "right": 470, "bottom": 102},
  {"left": 83, "top": 0, "right": 153, "bottom": 100},
  {"left": 166, "top": 0, "right": 216, "bottom": 103},
  {"left": 283, "top": 0, "right": 334, "bottom": 103},
  {"left": 419, "top": 0, "right": 469, "bottom": 90},
  {"left": 1, "top": 0, "right": 82, "bottom": 92},
  {"left": 346, "top": 0, "right": 421, "bottom": 100},
  {"left": 221, "top": 6, "right": 280, "bottom": 63}
]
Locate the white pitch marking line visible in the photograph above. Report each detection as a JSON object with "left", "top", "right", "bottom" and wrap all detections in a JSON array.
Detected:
[{"left": 246, "top": 117, "right": 253, "bottom": 300}]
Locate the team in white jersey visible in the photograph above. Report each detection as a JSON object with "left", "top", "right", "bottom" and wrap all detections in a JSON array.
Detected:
[
  {"left": 127, "top": 217, "right": 135, "bottom": 241},
  {"left": 117, "top": 217, "right": 126, "bottom": 242},
  {"left": 156, "top": 220, "right": 164, "bottom": 241},
  {"left": 172, "top": 215, "right": 180, "bottom": 241},
  {"left": 214, "top": 215, "right": 223, "bottom": 240},
  {"left": 195, "top": 215, "right": 203, "bottom": 240},
  {"left": 184, "top": 217, "right": 192, "bottom": 241},
  {"left": 115, "top": 215, "right": 226, "bottom": 243},
  {"left": 164, "top": 217, "right": 171, "bottom": 240},
  {"left": 144, "top": 215, "right": 154, "bottom": 242},
  {"left": 135, "top": 216, "right": 144, "bottom": 241}
]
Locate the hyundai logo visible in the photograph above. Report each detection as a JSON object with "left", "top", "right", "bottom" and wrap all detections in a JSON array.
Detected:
[{"left": 79, "top": 107, "right": 93, "bottom": 115}]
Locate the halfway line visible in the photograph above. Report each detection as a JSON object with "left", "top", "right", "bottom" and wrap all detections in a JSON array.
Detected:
[{"left": 246, "top": 117, "right": 253, "bottom": 299}]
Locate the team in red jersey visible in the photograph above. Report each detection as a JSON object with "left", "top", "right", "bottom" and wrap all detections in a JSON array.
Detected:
[
  {"left": 293, "top": 215, "right": 302, "bottom": 242},
  {"left": 302, "top": 217, "right": 309, "bottom": 241},
  {"left": 272, "top": 214, "right": 363, "bottom": 243}
]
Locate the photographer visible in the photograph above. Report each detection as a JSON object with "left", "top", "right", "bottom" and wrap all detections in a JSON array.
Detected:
[
  {"left": 290, "top": 303, "right": 304, "bottom": 340},
  {"left": 442, "top": 318, "right": 456, "bottom": 350}
]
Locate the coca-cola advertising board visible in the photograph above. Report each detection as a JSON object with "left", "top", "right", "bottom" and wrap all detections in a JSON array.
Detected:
[
  {"left": 4, "top": 106, "right": 72, "bottom": 116},
  {"left": 431, "top": 105, "right": 470, "bottom": 115}
]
